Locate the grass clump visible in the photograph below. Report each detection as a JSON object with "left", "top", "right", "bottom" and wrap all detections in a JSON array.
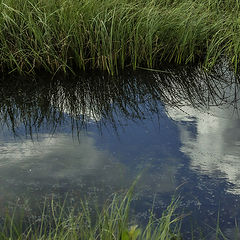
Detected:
[
  {"left": 0, "top": 188, "right": 182, "bottom": 240},
  {"left": 0, "top": 0, "right": 240, "bottom": 75},
  {"left": 0, "top": 181, "right": 238, "bottom": 240}
]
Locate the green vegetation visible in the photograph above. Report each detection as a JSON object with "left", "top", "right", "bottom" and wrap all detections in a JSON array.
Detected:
[
  {"left": 0, "top": 187, "right": 183, "bottom": 240},
  {"left": 0, "top": 184, "right": 239, "bottom": 240},
  {"left": 0, "top": 0, "right": 240, "bottom": 75}
]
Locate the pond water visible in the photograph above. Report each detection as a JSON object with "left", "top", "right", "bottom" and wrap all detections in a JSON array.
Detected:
[{"left": 0, "top": 66, "right": 240, "bottom": 239}]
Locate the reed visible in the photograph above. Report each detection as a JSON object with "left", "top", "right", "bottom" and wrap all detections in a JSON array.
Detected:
[
  {"left": 1, "top": 190, "right": 237, "bottom": 240},
  {"left": 0, "top": 0, "right": 240, "bottom": 75},
  {"left": 0, "top": 178, "right": 237, "bottom": 239},
  {"left": 0, "top": 185, "right": 183, "bottom": 240}
]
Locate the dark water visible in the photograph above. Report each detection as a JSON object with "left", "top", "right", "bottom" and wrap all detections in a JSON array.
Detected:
[{"left": 0, "top": 66, "right": 240, "bottom": 238}]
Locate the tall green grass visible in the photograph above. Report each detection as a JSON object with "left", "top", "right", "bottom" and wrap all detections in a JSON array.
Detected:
[
  {"left": 0, "top": 0, "right": 240, "bottom": 75},
  {"left": 0, "top": 187, "right": 183, "bottom": 240},
  {"left": 1, "top": 191, "right": 238, "bottom": 240},
  {"left": 0, "top": 180, "right": 238, "bottom": 239}
]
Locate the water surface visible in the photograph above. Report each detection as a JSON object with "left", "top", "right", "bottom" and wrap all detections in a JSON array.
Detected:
[{"left": 0, "top": 67, "right": 240, "bottom": 238}]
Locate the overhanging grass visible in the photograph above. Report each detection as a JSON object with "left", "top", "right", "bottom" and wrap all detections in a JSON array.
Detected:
[{"left": 0, "top": 0, "right": 240, "bottom": 75}]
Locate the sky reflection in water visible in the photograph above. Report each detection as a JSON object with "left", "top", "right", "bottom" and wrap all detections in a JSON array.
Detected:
[
  {"left": 168, "top": 105, "right": 240, "bottom": 195},
  {"left": 0, "top": 67, "right": 240, "bottom": 238}
]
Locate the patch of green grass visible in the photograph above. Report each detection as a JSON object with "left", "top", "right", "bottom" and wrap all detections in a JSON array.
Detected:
[
  {"left": 0, "top": 0, "right": 240, "bottom": 75},
  {"left": 0, "top": 183, "right": 239, "bottom": 240},
  {"left": 0, "top": 184, "right": 183, "bottom": 240}
]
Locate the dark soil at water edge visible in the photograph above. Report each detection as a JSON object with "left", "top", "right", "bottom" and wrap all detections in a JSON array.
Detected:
[{"left": 0, "top": 0, "right": 240, "bottom": 75}]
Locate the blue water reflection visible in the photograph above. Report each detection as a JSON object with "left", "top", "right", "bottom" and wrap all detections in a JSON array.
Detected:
[
  {"left": 0, "top": 69, "right": 240, "bottom": 238},
  {"left": 167, "top": 104, "right": 240, "bottom": 237}
]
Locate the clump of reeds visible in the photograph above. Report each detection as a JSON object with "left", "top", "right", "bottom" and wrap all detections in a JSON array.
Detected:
[
  {"left": 0, "top": 181, "right": 238, "bottom": 240},
  {"left": 0, "top": 186, "right": 183, "bottom": 240},
  {"left": 0, "top": 0, "right": 240, "bottom": 75}
]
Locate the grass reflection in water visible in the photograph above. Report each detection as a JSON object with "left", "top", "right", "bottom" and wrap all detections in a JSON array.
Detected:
[
  {"left": 0, "top": 65, "right": 238, "bottom": 138},
  {"left": 0, "top": 66, "right": 240, "bottom": 239}
]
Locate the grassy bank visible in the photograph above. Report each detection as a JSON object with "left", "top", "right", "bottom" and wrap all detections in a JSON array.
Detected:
[{"left": 0, "top": 0, "right": 240, "bottom": 75}]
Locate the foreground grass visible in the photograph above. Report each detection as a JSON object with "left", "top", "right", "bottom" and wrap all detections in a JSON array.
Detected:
[
  {"left": 0, "top": 188, "right": 183, "bottom": 240},
  {"left": 0, "top": 0, "right": 240, "bottom": 75},
  {"left": 0, "top": 186, "right": 238, "bottom": 240}
]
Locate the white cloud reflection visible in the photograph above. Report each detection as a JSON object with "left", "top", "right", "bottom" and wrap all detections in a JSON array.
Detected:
[
  {"left": 167, "top": 105, "right": 240, "bottom": 195},
  {"left": 0, "top": 133, "right": 127, "bottom": 184}
]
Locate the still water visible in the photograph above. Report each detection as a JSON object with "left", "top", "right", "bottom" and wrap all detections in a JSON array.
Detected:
[{"left": 0, "top": 67, "right": 240, "bottom": 238}]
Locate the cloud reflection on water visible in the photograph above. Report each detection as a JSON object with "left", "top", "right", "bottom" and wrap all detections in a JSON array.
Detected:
[
  {"left": 168, "top": 105, "right": 240, "bottom": 194},
  {"left": 0, "top": 133, "right": 130, "bottom": 208}
]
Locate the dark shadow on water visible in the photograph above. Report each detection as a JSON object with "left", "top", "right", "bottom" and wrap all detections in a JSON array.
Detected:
[{"left": 0, "top": 64, "right": 239, "bottom": 138}]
